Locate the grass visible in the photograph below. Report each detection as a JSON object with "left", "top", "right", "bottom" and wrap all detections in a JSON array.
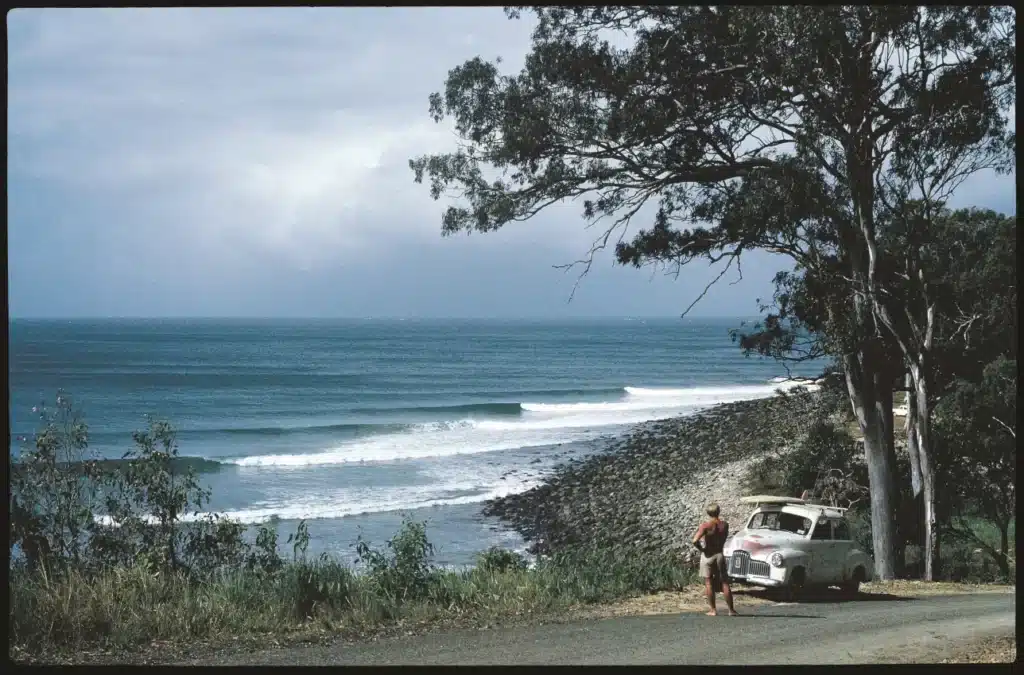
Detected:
[
  {"left": 8, "top": 547, "right": 697, "bottom": 662},
  {"left": 940, "top": 635, "right": 1016, "bottom": 663}
]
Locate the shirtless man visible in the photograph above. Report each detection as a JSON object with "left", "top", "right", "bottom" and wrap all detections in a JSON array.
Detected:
[{"left": 691, "top": 503, "right": 738, "bottom": 616}]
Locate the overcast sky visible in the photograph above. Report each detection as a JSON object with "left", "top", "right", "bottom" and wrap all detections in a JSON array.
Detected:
[{"left": 7, "top": 8, "right": 1016, "bottom": 319}]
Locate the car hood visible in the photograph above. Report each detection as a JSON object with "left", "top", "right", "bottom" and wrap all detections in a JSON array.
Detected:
[{"left": 727, "top": 530, "right": 806, "bottom": 555}]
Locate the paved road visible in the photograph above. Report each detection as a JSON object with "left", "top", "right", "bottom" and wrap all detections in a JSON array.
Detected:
[{"left": 194, "top": 594, "right": 1014, "bottom": 665}]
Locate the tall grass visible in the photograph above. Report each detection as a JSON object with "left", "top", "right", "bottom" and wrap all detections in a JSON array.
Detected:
[{"left": 9, "top": 539, "right": 695, "bottom": 656}]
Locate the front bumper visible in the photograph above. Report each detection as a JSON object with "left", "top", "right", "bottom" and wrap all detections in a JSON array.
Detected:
[
  {"left": 725, "top": 553, "right": 790, "bottom": 587},
  {"left": 729, "top": 575, "right": 786, "bottom": 587}
]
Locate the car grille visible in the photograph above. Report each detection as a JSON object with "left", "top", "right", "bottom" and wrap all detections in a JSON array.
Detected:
[
  {"left": 748, "top": 560, "right": 771, "bottom": 578},
  {"left": 729, "top": 551, "right": 750, "bottom": 577}
]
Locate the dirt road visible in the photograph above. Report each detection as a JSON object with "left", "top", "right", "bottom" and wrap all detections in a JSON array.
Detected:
[{"left": 189, "top": 593, "right": 1014, "bottom": 665}]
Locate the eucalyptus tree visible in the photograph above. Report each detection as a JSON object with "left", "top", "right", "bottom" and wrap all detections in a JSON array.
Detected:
[
  {"left": 410, "top": 5, "right": 1015, "bottom": 578},
  {"left": 877, "top": 206, "right": 1016, "bottom": 579}
]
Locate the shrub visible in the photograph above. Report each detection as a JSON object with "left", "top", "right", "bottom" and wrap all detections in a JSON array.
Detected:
[
  {"left": 244, "top": 523, "right": 285, "bottom": 576},
  {"left": 743, "top": 419, "right": 865, "bottom": 505},
  {"left": 783, "top": 420, "right": 865, "bottom": 499},
  {"left": 10, "top": 393, "right": 100, "bottom": 573},
  {"left": 476, "top": 546, "right": 529, "bottom": 573},
  {"left": 10, "top": 396, "right": 273, "bottom": 582},
  {"left": 96, "top": 419, "right": 215, "bottom": 574},
  {"left": 181, "top": 515, "right": 249, "bottom": 578},
  {"left": 280, "top": 557, "right": 355, "bottom": 620},
  {"left": 538, "top": 547, "right": 693, "bottom": 604},
  {"left": 355, "top": 517, "right": 436, "bottom": 602}
]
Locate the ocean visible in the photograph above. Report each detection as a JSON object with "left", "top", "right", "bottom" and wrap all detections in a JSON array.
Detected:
[{"left": 8, "top": 318, "right": 821, "bottom": 566}]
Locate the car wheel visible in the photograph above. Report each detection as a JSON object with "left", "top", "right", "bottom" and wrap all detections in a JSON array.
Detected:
[
  {"left": 782, "top": 568, "right": 807, "bottom": 602},
  {"left": 841, "top": 567, "right": 866, "bottom": 597},
  {"left": 839, "top": 580, "right": 860, "bottom": 596}
]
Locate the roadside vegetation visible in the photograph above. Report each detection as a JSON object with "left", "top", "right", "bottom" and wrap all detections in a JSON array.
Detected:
[
  {"left": 9, "top": 398, "right": 694, "bottom": 660},
  {"left": 744, "top": 374, "right": 1015, "bottom": 583}
]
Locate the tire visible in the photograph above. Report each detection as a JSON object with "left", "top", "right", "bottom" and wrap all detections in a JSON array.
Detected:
[
  {"left": 782, "top": 568, "right": 807, "bottom": 602},
  {"left": 841, "top": 567, "right": 866, "bottom": 596}
]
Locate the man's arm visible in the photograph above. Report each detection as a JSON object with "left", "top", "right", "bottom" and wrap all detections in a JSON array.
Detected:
[{"left": 691, "top": 523, "right": 706, "bottom": 553}]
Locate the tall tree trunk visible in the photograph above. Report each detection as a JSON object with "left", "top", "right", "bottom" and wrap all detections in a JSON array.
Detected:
[
  {"left": 904, "top": 373, "right": 923, "bottom": 497},
  {"left": 908, "top": 360, "right": 938, "bottom": 581},
  {"left": 844, "top": 351, "right": 899, "bottom": 580},
  {"left": 877, "top": 370, "right": 905, "bottom": 578},
  {"left": 998, "top": 520, "right": 1010, "bottom": 579}
]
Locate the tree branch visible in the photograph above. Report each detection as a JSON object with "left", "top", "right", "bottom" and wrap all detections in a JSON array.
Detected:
[
  {"left": 680, "top": 253, "right": 739, "bottom": 319},
  {"left": 991, "top": 417, "right": 1015, "bottom": 439}
]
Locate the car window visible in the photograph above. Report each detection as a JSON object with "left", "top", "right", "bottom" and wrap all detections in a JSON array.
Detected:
[
  {"left": 811, "top": 519, "right": 832, "bottom": 540},
  {"left": 748, "top": 511, "right": 812, "bottom": 535},
  {"left": 833, "top": 520, "right": 851, "bottom": 541}
]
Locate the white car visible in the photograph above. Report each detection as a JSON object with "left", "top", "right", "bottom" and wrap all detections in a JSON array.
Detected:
[{"left": 722, "top": 495, "right": 874, "bottom": 599}]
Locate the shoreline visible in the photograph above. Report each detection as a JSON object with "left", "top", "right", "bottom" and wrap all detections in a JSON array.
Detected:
[{"left": 482, "top": 384, "right": 837, "bottom": 561}]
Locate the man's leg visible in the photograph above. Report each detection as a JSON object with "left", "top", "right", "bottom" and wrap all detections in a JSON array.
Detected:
[
  {"left": 704, "top": 576, "right": 718, "bottom": 615},
  {"left": 717, "top": 557, "right": 738, "bottom": 615},
  {"left": 720, "top": 581, "right": 738, "bottom": 615},
  {"left": 700, "top": 556, "right": 718, "bottom": 615}
]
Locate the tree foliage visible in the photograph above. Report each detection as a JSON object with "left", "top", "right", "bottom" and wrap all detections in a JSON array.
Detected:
[
  {"left": 933, "top": 356, "right": 1016, "bottom": 578},
  {"left": 412, "top": 6, "right": 1013, "bottom": 272}
]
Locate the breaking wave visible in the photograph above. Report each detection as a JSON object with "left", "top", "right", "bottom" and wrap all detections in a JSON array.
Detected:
[{"left": 225, "top": 380, "right": 813, "bottom": 467}]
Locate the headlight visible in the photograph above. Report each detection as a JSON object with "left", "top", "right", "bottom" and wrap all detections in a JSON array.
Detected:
[{"left": 770, "top": 552, "right": 785, "bottom": 567}]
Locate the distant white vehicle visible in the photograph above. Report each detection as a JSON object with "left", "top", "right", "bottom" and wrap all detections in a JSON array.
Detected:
[{"left": 722, "top": 495, "right": 874, "bottom": 600}]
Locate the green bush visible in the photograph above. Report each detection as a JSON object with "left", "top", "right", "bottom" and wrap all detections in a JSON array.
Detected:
[
  {"left": 244, "top": 523, "right": 285, "bottom": 576},
  {"left": 846, "top": 507, "right": 874, "bottom": 557},
  {"left": 10, "top": 393, "right": 99, "bottom": 573},
  {"left": 9, "top": 394, "right": 301, "bottom": 583},
  {"left": 280, "top": 558, "right": 355, "bottom": 620},
  {"left": 355, "top": 517, "right": 436, "bottom": 602},
  {"left": 476, "top": 546, "right": 529, "bottom": 573},
  {"left": 743, "top": 418, "right": 864, "bottom": 502}
]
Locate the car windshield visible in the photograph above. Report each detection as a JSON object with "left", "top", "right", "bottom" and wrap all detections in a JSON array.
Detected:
[{"left": 748, "top": 511, "right": 812, "bottom": 535}]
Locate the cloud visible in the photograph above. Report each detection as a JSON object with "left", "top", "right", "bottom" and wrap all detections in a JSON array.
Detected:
[
  {"left": 7, "top": 8, "right": 1015, "bottom": 318},
  {"left": 8, "top": 8, "right": 537, "bottom": 272}
]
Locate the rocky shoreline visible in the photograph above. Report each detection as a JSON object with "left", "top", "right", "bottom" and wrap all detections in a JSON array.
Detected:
[{"left": 483, "top": 385, "right": 843, "bottom": 564}]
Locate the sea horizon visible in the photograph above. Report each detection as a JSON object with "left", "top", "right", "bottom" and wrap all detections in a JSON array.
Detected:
[{"left": 9, "top": 315, "right": 765, "bottom": 322}]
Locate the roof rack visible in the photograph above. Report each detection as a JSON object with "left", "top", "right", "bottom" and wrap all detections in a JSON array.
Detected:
[{"left": 739, "top": 495, "right": 807, "bottom": 507}]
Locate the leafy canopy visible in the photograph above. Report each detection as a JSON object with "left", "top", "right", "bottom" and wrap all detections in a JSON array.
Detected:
[{"left": 411, "top": 6, "right": 1014, "bottom": 286}]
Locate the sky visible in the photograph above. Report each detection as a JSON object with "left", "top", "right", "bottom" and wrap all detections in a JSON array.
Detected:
[{"left": 7, "top": 8, "right": 1017, "bottom": 319}]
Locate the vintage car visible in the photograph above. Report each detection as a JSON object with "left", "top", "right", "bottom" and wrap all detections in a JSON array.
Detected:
[{"left": 722, "top": 495, "right": 874, "bottom": 599}]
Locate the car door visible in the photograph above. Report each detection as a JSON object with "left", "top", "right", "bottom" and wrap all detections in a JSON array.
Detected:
[
  {"left": 807, "top": 518, "right": 834, "bottom": 583},
  {"left": 830, "top": 519, "right": 854, "bottom": 581}
]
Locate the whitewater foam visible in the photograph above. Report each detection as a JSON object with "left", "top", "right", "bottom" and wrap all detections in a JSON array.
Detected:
[
  {"left": 227, "top": 379, "right": 818, "bottom": 467},
  {"left": 520, "top": 399, "right": 686, "bottom": 413},
  {"left": 95, "top": 476, "right": 543, "bottom": 527}
]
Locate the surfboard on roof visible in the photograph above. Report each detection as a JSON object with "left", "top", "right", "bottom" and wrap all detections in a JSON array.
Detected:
[{"left": 739, "top": 495, "right": 808, "bottom": 505}]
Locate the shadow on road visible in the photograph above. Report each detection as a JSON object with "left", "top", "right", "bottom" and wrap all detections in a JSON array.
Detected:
[
  {"left": 737, "top": 589, "right": 914, "bottom": 605},
  {"left": 733, "top": 613, "right": 826, "bottom": 619}
]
